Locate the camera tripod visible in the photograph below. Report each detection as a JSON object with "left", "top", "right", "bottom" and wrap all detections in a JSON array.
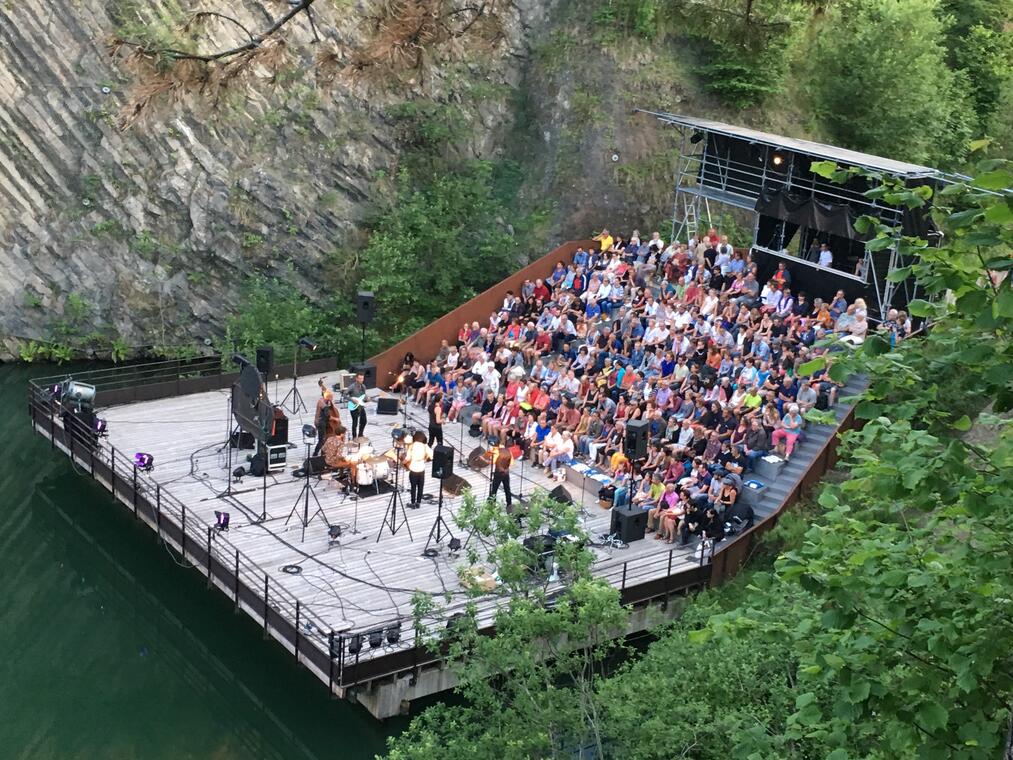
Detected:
[{"left": 424, "top": 476, "right": 455, "bottom": 554}]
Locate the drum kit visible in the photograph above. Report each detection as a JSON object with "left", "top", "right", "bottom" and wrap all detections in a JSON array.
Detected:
[{"left": 336, "top": 441, "right": 393, "bottom": 494}]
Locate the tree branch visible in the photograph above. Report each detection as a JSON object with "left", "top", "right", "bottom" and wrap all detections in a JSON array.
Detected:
[{"left": 186, "top": 11, "right": 256, "bottom": 43}]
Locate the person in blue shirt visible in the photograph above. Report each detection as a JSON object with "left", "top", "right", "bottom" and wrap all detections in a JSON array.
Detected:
[
  {"left": 629, "top": 342, "right": 646, "bottom": 370},
  {"left": 573, "top": 247, "right": 589, "bottom": 268},
  {"left": 585, "top": 298, "right": 602, "bottom": 321},
  {"left": 563, "top": 264, "right": 577, "bottom": 290},
  {"left": 660, "top": 352, "right": 676, "bottom": 379}
]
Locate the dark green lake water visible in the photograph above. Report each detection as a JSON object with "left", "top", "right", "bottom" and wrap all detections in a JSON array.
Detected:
[{"left": 0, "top": 364, "right": 405, "bottom": 759}]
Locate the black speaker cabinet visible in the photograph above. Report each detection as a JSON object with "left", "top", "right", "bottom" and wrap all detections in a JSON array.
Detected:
[
  {"left": 348, "top": 362, "right": 377, "bottom": 389},
  {"left": 467, "top": 446, "right": 488, "bottom": 470},
  {"left": 356, "top": 291, "right": 375, "bottom": 324},
  {"left": 256, "top": 346, "right": 274, "bottom": 376},
  {"left": 610, "top": 507, "right": 648, "bottom": 543},
  {"left": 442, "top": 473, "right": 471, "bottom": 496},
  {"left": 230, "top": 430, "right": 256, "bottom": 449},
  {"left": 375, "top": 397, "right": 399, "bottom": 416},
  {"left": 548, "top": 484, "right": 574, "bottom": 505},
  {"left": 432, "top": 444, "right": 455, "bottom": 479},
  {"left": 625, "top": 418, "right": 650, "bottom": 460}
]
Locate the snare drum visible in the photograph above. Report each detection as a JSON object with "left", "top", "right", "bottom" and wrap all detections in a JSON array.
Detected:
[{"left": 356, "top": 463, "right": 375, "bottom": 486}]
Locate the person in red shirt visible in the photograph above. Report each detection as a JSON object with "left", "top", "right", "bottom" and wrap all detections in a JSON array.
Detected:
[{"left": 532, "top": 278, "right": 551, "bottom": 301}]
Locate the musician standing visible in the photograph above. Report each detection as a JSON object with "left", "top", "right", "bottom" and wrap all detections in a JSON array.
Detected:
[
  {"left": 347, "top": 371, "right": 368, "bottom": 438},
  {"left": 314, "top": 388, "right": 335, "bottom": 456},
  {"left": 484, "top": 444, "right": 514, "bottom": 511},
  {"left": 427, "top": 392, "right": 445, "bottom": 446},
  {"left": 405, "top": 431, "right": 433, "bottom": 509}
]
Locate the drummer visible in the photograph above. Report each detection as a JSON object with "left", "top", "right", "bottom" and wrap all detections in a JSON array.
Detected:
[{"left": 321, "top": 425, "right": 357, "bottom": 482}]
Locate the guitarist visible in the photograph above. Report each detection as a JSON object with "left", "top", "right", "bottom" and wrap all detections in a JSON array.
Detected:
[{"left": 347, "top": 371, "right": 368, "bottom": 439}]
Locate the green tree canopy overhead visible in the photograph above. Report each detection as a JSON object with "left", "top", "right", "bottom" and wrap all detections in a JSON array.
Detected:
[{"left": 809, "top": 0, "right": 975, "bottom": 166}]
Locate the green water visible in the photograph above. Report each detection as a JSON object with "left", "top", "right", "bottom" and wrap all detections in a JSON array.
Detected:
[{"left": 0, "top": 364, "right": 404, "bottom": 759}]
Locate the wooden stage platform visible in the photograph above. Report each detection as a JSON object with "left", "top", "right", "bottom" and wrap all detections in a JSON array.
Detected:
[{"left": 28, "top": 364, "right": 859, "bottom": 718}]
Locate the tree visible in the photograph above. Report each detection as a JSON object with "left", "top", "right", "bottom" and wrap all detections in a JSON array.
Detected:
[
  {"left": 808, "top": 0, "right": 975, "bottom": 166},
  {"left": 386, "top": 490, "right": 630, "bottom": 759}
]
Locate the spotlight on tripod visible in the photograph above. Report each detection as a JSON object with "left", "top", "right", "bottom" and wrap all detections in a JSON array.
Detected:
[
  {"left": 302, "top": 423, "right": 316, "bottom": 438},
  {"left": 232, "top": 466, "right": 246, "bottom": 482},
  {"left": 299, "top": 336, "right": 318, "bottom": 351},
  {"left": 214, "top": 510, "right": 230, "bottom": 532},
  {"left": 232, "top": 353, "right": 253, "bottom": 369}
]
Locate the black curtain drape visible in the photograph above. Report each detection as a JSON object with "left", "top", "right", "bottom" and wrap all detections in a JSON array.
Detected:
[{"left": 755, "top": 189, "right": 859, "bottom": 240}]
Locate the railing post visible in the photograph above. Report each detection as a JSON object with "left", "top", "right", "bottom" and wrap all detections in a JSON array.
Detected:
[
  {"left": 132, "top": 467, "right": 138, "bottom": 517},
  {"left": 663, "top": 549, "right": 674, "bottom": 607},
  {"left": 206, "top": 527, "right": 213, "bottom": 589},
  {"left": 328, "top": 631, "right": 335, "bottom": 695},
  {"left": 263, "top": 574, "right": 270, "bottom": 638},
  {"left": 155, "top": 485, "right": 162, "bottom": 540},
  {"left": 621, "top": 562, "right": 627, "bottom": 591},
  {"left": 49, "top": 402, "right": 55, "bottom": 449},
  {"left": 181, "top": 504, "right": 187, "bottom": 561},
  {"left": 295, "top": 601, "right": 301, "bottom": 664},
  {"left": 110, "top": 447, "right": 117, "bottom": 495},
  {"left": 234, "top": 550, "right": 240, "bottom": 610}
]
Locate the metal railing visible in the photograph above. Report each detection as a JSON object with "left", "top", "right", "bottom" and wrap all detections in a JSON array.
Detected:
[{"left": 26, "top": 382, "right": 338, "bottom": 687}]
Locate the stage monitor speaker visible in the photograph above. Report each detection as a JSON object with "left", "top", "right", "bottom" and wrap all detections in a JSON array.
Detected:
[
  {"left": 256, "top": 346, "right": 274, "bottom": 376},
  {"left": 348, "top": 362, "right": 377, "bottom": 389},
  {"left": 548, "top": 484, "right": 574, "bottom": 505},
  {"left": 356, "top": 291, "right": 375, "bottom": 324},
  {"left": 610, "top": 507, "right": 648, "bottom": 543},
  {"left": 624, "top": 418, "right": 650, "bottom": 460},
  {"left": 442, "top": 473, "right": 471, "bottom": 496},
  {"left": 432, "top": 445, "right": 455, "bottom": 479},
  {"left": 375, "top": 397, "right": 399, "bottom": 416},
  {"left": 467, "top": 446, "right": 488, "bottom": 470}
]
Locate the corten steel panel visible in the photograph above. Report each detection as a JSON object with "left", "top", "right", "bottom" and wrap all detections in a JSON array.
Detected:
[{"left": 369, "top": 240, "right": 596, "bottom": 389}]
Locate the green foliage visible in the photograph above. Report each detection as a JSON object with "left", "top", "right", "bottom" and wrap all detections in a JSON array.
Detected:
[
  {"left": 808, "top": 0, "right": 975, "bottom": 165},
  {"left": 390, "top": 490, "right": 629, "bottom": 759},
  {"left": 240, "top": 232, "right": 263, "bottom": 250},
  {"left": 359, "top": 161, "right": 521, "bottom": 340},
  {"left": 667, "top": 0, "right": 808, "bottom": 108}
]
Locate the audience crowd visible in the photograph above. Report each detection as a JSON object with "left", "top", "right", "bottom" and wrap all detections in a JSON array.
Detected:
[{"left": 391, "top": 228, "right": 911, "bottom": 547}]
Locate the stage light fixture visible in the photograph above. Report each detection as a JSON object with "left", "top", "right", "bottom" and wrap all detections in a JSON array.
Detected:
[
  {"left": 302, "top": 423, "right": 316, "bottom": 439},
  {"left": 368, "top": 629, "right": 385, "bottom": 649},
  {"left": 231, "top": 353, "right": 252, "bottom": 368},
  {"left": 298, "top": 337, "right": 318, "bottom": 351},
  {"left": 133, "top": 452, "right": 154, "bottom": 472},
  {"left": 448, "top": 537, "right": 462, "bottom": 552},
  {"left": 385, "top": 624, "right": 401, "bottom": 645},
  {"left": 772, "top": 153, "right": 785, "bottom": 167},
  {"left": 214, "top": 510, "right": 230, "bottom": 531},
  {"left": 61, "top": 379, "right": 96, "bottom": 407},
  {"left": 347, "top": 634, "right": 363, "bottom": 655},
  {"left": 690, "top": 130, "right": 704, "bottom": 144},
  {"left": 328, "top": 524, "right": 342, "bottom": 540},
  {"left": 232, "top": 466, "right": 246, "bottom": 480},
  {"left": 94, "top": 417, "right": 108, "bottom": 435}
]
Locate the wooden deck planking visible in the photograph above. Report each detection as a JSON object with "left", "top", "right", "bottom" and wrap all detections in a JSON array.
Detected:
[{"left": 96, "top": 376, "right": 710, "bottom": 659}]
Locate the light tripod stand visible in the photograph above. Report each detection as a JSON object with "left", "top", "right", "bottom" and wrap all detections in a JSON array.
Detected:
[
  {"left": 280, "top": 337, "right": 317, "bottom": 415},
  {"left": 377, "top": 444, "right": 413, "bottom": 543},
  {"left": 424, "top": 471, "right": 456, "bottom": 554},
  {"left": 285, "top": 439, "right": 326, "bottom": 541}
]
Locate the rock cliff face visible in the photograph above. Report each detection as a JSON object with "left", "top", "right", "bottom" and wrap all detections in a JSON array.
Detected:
[{"left": 0, "top": 0, "right": 551, "bottom": 358}]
